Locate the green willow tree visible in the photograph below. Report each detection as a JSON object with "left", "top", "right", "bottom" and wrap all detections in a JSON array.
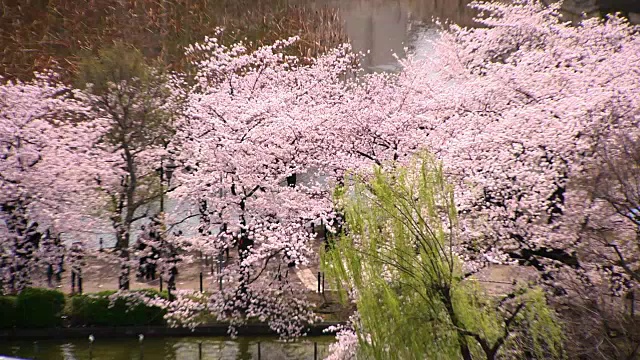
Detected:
[{"left": 324, "top": 154, "right": 565, "bottom": 360}]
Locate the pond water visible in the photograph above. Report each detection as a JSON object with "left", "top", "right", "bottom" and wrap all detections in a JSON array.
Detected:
[
  {"left": 0, "top": 336, "right": 333, "bottom": 360},
  {"left": 309, "top": 0, "right": 475, "bottom": 71}
]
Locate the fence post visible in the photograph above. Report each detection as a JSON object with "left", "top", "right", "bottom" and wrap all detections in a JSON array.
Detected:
[
  {"left": 314, "top": 341, "right": 318, "bottom": 360},
  {"left": 159, "top": 276, "right": 163, "bottom": 292},
  {"left": 200, "top": 272, "right": 204, "bottom": 293},
  {"left": 139, "top": 334, "right": 144, "bottom": 360},
  {"left": 317, "top": 272, "right": 321, "bottom": 293},
  {"left": 258, "top": 341, "right": 261, "bottom": 360},
  {"left": 198, "top": 342, "right": 202, "bottom": 360},
  {"left": 88, "top": 335, "right": 94, "bottom": 360},
  {"left": 322, "top": 273, "right": 325, "bottom": 294},
  {"left": 218, "top": 258, "right": 223, "bottom": 291}
]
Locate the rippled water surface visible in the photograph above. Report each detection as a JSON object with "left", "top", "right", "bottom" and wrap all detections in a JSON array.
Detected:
[{"left": 0, "top": 336, "right": 333, "bottom": 360}]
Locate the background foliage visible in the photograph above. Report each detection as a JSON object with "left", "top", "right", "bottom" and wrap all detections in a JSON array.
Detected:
[{"left": 0, "top": 0, "right": 346, "bottom": 82}]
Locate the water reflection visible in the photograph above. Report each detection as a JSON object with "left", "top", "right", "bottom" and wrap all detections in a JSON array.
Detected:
[
  {"left": 316, "top": 0, "right": 637, "bottom": 71},
  {"left": 306, "top": 0, "right": 476, "bottom": 70},
  {"left": 0, "top": 336, "right": 332, "bottom": 360}
]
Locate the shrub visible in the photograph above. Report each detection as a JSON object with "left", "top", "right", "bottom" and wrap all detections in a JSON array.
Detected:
[
  {"left": 16, "top": 288, "right": 65, "bottom": 328},
  {"left": 70, "top": 289, "right": 167, "bottom": 326},
  {"left": 0, "top": 296, "right": 18, "bottom": 328}
]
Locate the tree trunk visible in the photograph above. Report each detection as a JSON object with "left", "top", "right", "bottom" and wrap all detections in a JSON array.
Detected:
[
  {"left": 116, "top": 224, "right": 130, "bottom": 290},
  {"left": 441, "top": 287, "right": 474, "bottom": 360},
  {"left": 234, "top": 207, "right": 255, "bottom": 312},
  {"left": 115, "top": 146, "right": 137, "bottom": 291}
]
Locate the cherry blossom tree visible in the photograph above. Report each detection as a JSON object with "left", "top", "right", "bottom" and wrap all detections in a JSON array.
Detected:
[
  {"left": 0, "top": 73, "right": 102, "bottom": 293},
  {"left": 421, "top": 0, "right": 640, "bottom": 291},
  {"left": 2, "top": 2, "right": 637, "bottom": 353},
  {"left": 310, "top": 66, "right": 426, "bottom": 176},
  {"left": 317, "top": 0, "right": 640, "bottom": 289},
  {"left": 168, "top": 31, "right": 357, "bottom": 336}
]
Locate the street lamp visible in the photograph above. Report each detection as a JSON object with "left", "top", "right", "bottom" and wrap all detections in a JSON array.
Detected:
[
  {"left": 165, "top": 157, "right": 177, "bottom": 188},
  {"left": 159, "top": 157, "right": 178, "bottom": 213}
]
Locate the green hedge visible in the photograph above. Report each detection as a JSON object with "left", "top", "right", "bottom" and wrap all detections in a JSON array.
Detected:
[
  {"left": 70, "top": 289, "right": 167, "bottom": 326},
  {"left": 0, "top": 288, "right": 167, "bottom": 328},
  {"left": 16, "top": 288, "right": 66, "bottom": 328},
  {"left": 0, "top": 296, "right": 18, "bottom": 328}
]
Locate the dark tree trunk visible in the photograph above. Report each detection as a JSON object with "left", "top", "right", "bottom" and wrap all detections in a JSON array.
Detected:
[{"left": 441, "top": 287, "right": 474, "bottom": 360}]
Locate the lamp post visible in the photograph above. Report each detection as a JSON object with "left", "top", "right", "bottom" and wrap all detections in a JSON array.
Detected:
[
  {"left": 158, "top": 156, "right": 177, "bottom": 300},
  {"left": 158, "top": 157, "right": 177, "bottom": 213},
  {"left": 164, "top": 157, "right": 177, "bottom": 193}
]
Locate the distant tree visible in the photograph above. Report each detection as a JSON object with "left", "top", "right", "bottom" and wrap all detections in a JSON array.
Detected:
[
  {"left": 74, "top": 42, "right": 178, "bottom": 290},
  {"left": 324, "top": 154, "right": 564, "bottom": 360},
  {"left": 558, "top": 131, "right": 640, "bottom": 359},
  {"left": 0, "top": 0, "right": 346, "bottom": 82},
  {"left": 559, "top": 278, "right": 640, "bottom": 360},
  {"left": 580, "top": 132, "right": 640, "bottom": 284}
]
